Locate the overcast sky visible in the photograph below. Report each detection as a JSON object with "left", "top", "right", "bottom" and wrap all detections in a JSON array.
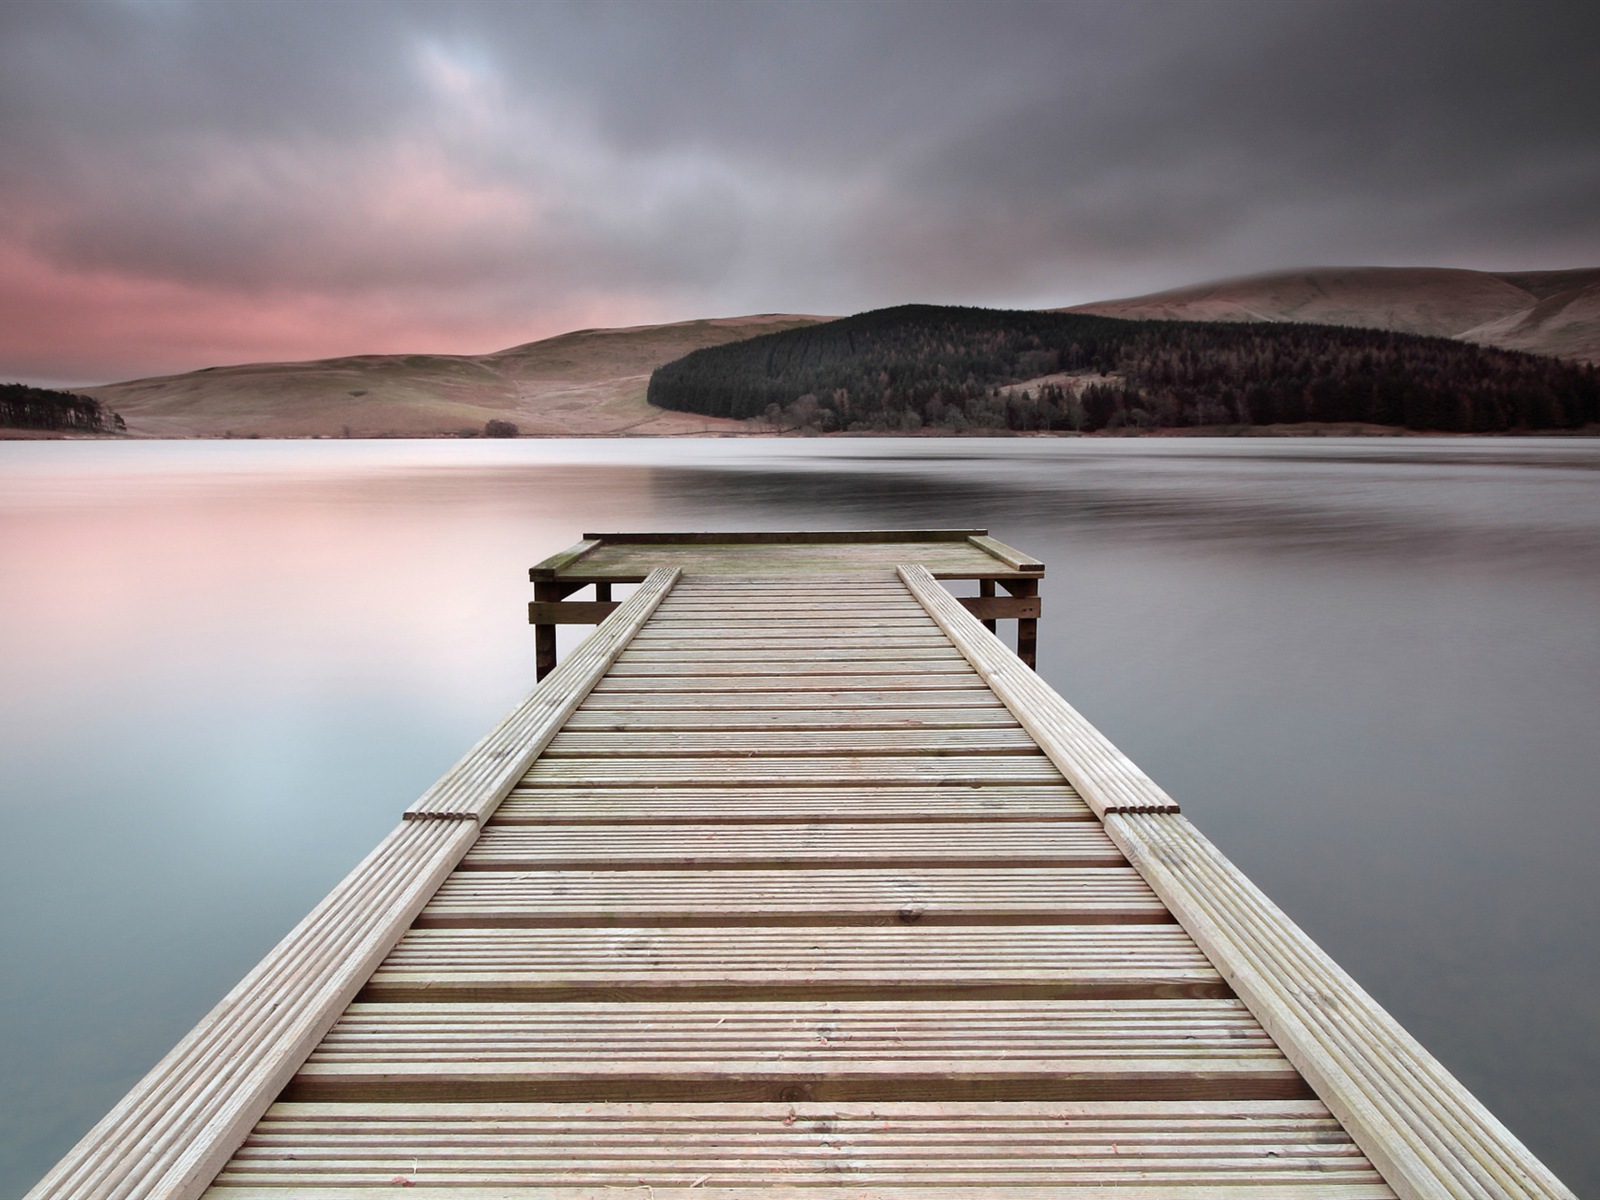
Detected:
[{"left": 2, "top": 0, "right": 1596, "bottom": 385}]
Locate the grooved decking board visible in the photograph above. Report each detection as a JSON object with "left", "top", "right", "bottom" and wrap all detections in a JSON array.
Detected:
[
  {"left": 589, "top": 674, "right": 990, "bottom": 693},
  {"left": 605, "top": 660, "right": 979, "bottom": 677},
  {"left": 630, "top": 633, "right": 953, "bottom": 646},
  {"left": 458, "top": 822, "right": 1123, "bottom": 869},
  {"left": 578, "top": 687, "right": 1006, "bottom": 709},
  {"left": 562, "top": 706, "right": 1024, "bottom": 731},
  {"left": 519, "top": 755, "right": 1067, "bottom": 788},
  {"left": 492, "top": 784, "right": 1091, "bottom": 824},
  {"left": 364, "top": 925, "right": 1224, "bottom": 1001},
  {"left": 207, "top": 1101, "right": 1393, "bottom": 1195},
  {"left": 286, "top": 999, "right": 1305, "bottom": 1102},
  {"left": 543, "top": 728, "right": 1039, "bottom": 756},
  {"left": 417, "top": 866, "right": 1167, "bottom": 925},
  {"left": 619, "top": 646, "right": 967, "bottom": 663}
]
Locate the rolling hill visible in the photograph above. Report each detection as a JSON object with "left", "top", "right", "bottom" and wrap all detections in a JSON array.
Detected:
[
  {"left": 50, "top": 264, "right": 1600, "bottom": 438},
  {"left": 78, "top": 314, "right": 828, "bottom": 438},
  {"left": 1065, "top": 267, "right": 1600, "bottom": 364}
]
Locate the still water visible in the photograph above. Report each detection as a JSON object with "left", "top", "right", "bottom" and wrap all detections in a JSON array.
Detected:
[{"left": 2, "top": 437, "right": 1597, "bottom": 1195}]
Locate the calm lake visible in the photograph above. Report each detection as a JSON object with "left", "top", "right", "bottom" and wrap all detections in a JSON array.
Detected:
[{"left": 2, "top": 437, "right": 1598, "bottom": 1195}]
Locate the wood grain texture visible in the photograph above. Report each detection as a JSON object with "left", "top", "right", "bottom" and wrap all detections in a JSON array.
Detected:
[
  {"left": 899, "top": 565, "right": 1180, "bottom": 817},
  {"left": 364, "top": 924, "right": 1224, "bottom": 1001},
  {"left": 207, "top": 1101, "right": 1391, "bottom": 1195},
  {"left": 458, "top": 821, "right": 1124, "bottom": 869},
  {"left": 492, "top": 784, "right": 1091, "bottom": 824},
  {"left": 406, "top": 568, "right": 682, "bottom": 821},
  {"left": 417, "top": 866, "right": 1166, "bottom": 926},
  {"left": 288, "top": 998, "right": 1304, "bottom": 1102},
  {"left": 22, "top": 819, "right": 479, "bottom": 1200},
  {"left": 1106, "top": 812, "right": 1578, "bottom": 1200}
]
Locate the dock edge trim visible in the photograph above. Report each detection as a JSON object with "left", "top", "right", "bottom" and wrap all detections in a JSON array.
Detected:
[
  {"left": 406, "top": 566, "right": 682, "bottom": 822},
  {"left": 27, "top": 569, "right": 682, "bottom": 1200},
  {"left": 897, "top": 563, "right": 1179, "bottom": 818},
  {"left": 1109, "top": 811, "right": 1576, "bottom": 1200}
]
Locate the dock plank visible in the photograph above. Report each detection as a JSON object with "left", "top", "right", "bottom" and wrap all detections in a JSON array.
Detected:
[
  {"left": 417, "top": 866, "right": 1166, "bottom": 925},
  {"left": 207, "top": 1101, "right": 1393, "bottom": 1196},
  {"left": 492, "top": 784, "right": 1091, "bottom": 823},
  {"left": 459, "top": 821, "right": 1123, "bottom": 869}
]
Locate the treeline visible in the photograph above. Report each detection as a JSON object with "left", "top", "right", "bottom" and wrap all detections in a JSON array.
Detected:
[
  {"left": 646, "top": 306, "right": 1600, "bottom": 433},
  {"left": 1, "top": 383, "right": 124, "bottom": 433}
]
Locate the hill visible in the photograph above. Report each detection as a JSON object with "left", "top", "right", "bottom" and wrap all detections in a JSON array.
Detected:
[
  {"left": 1064, "top": 267, "right": 1600, "bottom": 364},
  {"left": 79, "top": 314, "right": 827, "bottom": 438},
  {"left": 647, "top": 305, "right": 1599, "bottom": 434}
]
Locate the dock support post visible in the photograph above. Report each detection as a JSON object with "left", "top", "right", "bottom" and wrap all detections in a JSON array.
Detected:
[
  {"left": 532, "top": 581, "right": 562, "bottom": 681},
  {"left": 1003, "top": 577, "right": 1039, "bottom": 670},
  {"left": 978, "top": 578, "right": 997, "bottom": 633}
]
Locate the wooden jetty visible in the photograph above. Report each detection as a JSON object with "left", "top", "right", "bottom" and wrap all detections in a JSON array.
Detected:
[{"left": 28, "top": 530, "right": 1574, "bottom": 1200}]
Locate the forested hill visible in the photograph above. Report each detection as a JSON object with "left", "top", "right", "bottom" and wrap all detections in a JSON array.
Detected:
[{"left": 646, "top": 305, "right": 1600, "bottom": 433}]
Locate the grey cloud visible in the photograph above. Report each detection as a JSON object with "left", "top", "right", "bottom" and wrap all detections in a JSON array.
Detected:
[{"left": 0, "top": 0, "right": 1595, "bottom": 375}]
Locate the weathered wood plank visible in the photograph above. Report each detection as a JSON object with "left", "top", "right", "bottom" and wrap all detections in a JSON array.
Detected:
[
  {"left": 406, "top": 568, "right": 682, "bottom": 820},
  {"left": 562, "top": 705, "right": 1023, "bottom": 731},
  {"left": 527, "top": 600, "right": 621, "bottom": 624},
  {"left": 899, "top": 565, "right": 1180, "bottom": 817},
  {"left": 542, "top": 728, "right": 1039, "bottom": 756},
  {"left": 288, "top": 998, "right": 1301, "bottom": 1102},
  {"left": 23, "top": 819, "right": 480, "bottom": 1200},
  {"left": 618, "top": 646, "right": 967, "bottom": 664},
  {"left": 1107, "top": 811, "right": 1578, "bottom": 1200},
  {"left": 208, "top": 1101, "right": 1391, "bottom": 1196},
  {"left": 969, "top": 533, "right": 1046, "bottom": 573},
  {"left": 961, "top": 594, "right": 1043, "bottom": 620},
  {"left": 492, "top": 784, "right": 1090, "bottom": 824},
  {"left": 364, "top": 925, "right": 1224, "bottom": 1001},
  {"left": 528, "top": 537, "right": 602, "bottom": 581},
  {"left": 577, "top": 687, "right": 1006, "bottom": 709},
  {"left": 418, "top": 866, "right": 1166, "bottom": 925},
  {"left": 519, "top": 754, "right": 1066, "bottom": 787},
  {"left": 458, "top": 821, "right": 1124, "bottom": 870}
]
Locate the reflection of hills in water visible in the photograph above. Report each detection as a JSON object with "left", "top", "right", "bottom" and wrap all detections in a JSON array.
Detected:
[
  {"left": 1065, "top": 266, "right": 1600, "bottom": 364},
  {"left": 634, "top": 441, "right": 1600, "bottom": 572}
]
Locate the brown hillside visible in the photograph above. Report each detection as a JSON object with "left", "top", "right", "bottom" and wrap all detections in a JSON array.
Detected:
[
  {"left": 1063, "top": 266, "right": 1600, "bottom": 363},
  {"left": 81, "top": 314, "right": 828, "bottom": 438}
]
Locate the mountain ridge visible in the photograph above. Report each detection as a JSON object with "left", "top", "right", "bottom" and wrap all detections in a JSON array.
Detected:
[
  {"left": 1063, "top": 266, "right": 1600, "bottom": 363},
  {"left": 57, "top": 265, "right": 1600, "bottom": 438}
]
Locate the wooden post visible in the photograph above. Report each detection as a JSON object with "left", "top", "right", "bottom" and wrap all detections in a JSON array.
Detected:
[
  {"left": 595, "top": 583, "right": 612, "bottom": 602},
  {"left": 978, "top": 578, "right": 997, "bottom": 633},
  {"left": 533, "top": 580, "right": 560, "bottom": 681},
  {"left": 1002, "top": 577, "right": 1039, "bottom": 670}
]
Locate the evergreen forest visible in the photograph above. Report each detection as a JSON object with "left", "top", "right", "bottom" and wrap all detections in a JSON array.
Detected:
[
  {"left": 647, "top": 306, "right": 1600, "bottom": 434},
  {"left": 1, "top": 383, "right": 123, "bottom": 433}
]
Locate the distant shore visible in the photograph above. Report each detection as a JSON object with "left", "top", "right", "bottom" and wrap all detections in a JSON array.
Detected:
[{"left": 8, "top": 422, "right": 1598, "bottom": 441}]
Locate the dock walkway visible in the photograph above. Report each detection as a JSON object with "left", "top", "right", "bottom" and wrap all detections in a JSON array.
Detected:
[{"left": 27, "top": 532, "right": 1574, "bottom": 1200}]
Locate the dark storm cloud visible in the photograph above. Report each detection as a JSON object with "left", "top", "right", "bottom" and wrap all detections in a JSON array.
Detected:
[{"left": 0, "top": 0, "right": 1595, "bottom": 382}]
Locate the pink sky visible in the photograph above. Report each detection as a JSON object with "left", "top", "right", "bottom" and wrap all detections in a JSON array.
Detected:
[{"left": 2, "top": 1, "right": 1594, "bottom": 387}]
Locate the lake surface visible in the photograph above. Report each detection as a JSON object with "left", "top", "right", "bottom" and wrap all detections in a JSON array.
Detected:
[{"left": 2, "top": 436, "right": 1597, "bottom": 1196}]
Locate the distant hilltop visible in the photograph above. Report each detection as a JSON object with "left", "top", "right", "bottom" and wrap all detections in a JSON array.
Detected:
[
  {"left": 56, "top": 265, "right": 1599, "bottom": 438},
  {"left": 1063, "top": 266, "right": 1600, "bottom": 365}
]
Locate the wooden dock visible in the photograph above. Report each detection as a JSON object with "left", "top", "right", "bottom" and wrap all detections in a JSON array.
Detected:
[{"left": 27, "top": 531, "right": 1574, "bottom": 1200}]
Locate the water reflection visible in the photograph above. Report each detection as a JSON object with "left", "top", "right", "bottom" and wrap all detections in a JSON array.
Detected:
[{"left": 1, "top": 437, "right": 1597, "bottom": 1195}]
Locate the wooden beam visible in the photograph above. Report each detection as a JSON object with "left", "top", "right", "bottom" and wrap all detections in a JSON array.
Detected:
[
  {"left": 581, "top": 529, "right": 986, "bottom": 545},
  {"left": 528, "top": 600, "right": 621, "bottom": 624},
  {"left": 968, "top": 533, "right": 1046, "bottom": 573},
  {"left": 529, "top": 538, "right": 601, "bottom": 581},
  {"left": 898, "top": 564, "right": 1179, "bottom": 819},
  {"left": 960, "top": 594, "right": 1040, "bottom": 621}
]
